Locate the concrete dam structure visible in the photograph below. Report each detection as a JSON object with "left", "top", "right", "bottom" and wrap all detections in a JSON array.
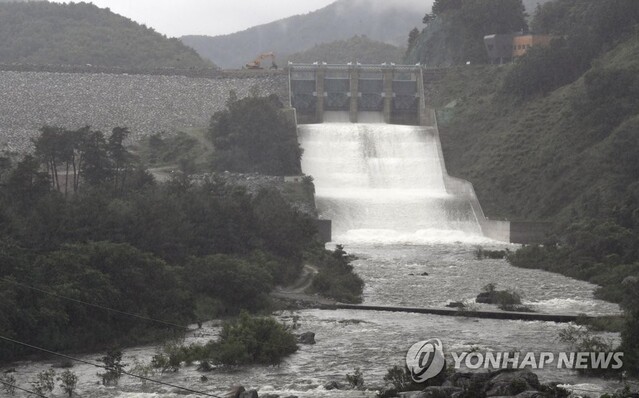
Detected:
[
  {"left": 290, "top": 64, "right": 536, "bottom": 244},
  {"left": 290, "top": 64, "right": 430, "bottom": 126}
]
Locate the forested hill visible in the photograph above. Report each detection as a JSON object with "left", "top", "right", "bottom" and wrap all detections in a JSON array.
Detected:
[
  {"left": 0, "top": 2, "right": 213, "bottom": 68},
  {"left": 427, "top": 0, "right": 639, "bottom": 223},
  {"left": 405, "top": 0, "right": 552, "bottom": 67},
  {"left": 285, "top": 35, "right": 404, "bottom": 65},
  {"left": 181, "top": 0, "right": 423, "bottom": 69}
]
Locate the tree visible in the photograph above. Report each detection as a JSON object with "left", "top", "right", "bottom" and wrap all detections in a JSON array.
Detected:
[
  {"left": 98, "top": 349, "right": 126, "bottom": 385},
  {"left": 432, "top": 0, "right": 462, "bottom": 16},
  {"left": 407, "top": 27, "right": 420, "bottom": 53},
  {"left": 416, "top": 0, "right": 527, "bottom": 64},
  {"left": 32, "top": 369, "right": 56, "bottom": 396},
  {"left": 34, "top": 126, "right": 65, "bottom": 192},
  {"left": 58, "top": 370, "right": 78, "bottom": 397},
  {"left": 209, "top": 94, "right": 302, "bottom": 175},
  {"left": 80, "top": 129, "right": 109, "bottom": 186},
  {"left": 6, "top": 155, "right": 49, "bottom": 206},
  {"left": 422, "top": 13, "right": 435, "bottom": 25},
  {"left": 107, "top": 127, "right": 131, "bottom": 193},
  {"left": 186, "top": 254, "right": 273, "bottom": 313},
  {"left": 215, "top": 312, "right": 298, "bottom": 366}
]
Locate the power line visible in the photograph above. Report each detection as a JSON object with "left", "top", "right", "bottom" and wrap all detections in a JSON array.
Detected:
[
  {"left": 0, "top": 335, "right": 223, "bottom": 398},
  {"left": 0, "top": 378, "right": 47, "bottom": 398},
  {"left": 0, "top": 277, "right": 190, "bottom": 331}
]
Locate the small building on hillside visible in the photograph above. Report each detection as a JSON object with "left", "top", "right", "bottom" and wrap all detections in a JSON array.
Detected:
[
  {"left": 484, "top": 34, "right": 515, "bottom": 64},
  {"left": 484, "top": 33, "right": 553, "bottom": 64},
  {"left": 512, "top": 34, "right": 553, "bottom": 57}
]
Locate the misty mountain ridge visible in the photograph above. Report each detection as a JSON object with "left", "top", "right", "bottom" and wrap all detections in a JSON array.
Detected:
[
  {"left": 181, "top": 0, "right": 425, "bottom": 69},
  {"left": 0, "top": 1, "right": 212, "bottom": 69},
  {"left": 285, "top": 35, "right": 404, "bottom": 65}
]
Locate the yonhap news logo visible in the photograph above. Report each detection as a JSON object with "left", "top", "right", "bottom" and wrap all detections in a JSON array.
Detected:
[
  {"left": 405, "top": 338, "right": 624, "bottom": 383},
  {"left": 405, "top": 339, "right": 446, "bottom": 382}
]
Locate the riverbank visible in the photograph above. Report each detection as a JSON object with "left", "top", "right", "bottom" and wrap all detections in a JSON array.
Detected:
[{"left": 2, "top": 243, "right": 635, "bottom": 397}]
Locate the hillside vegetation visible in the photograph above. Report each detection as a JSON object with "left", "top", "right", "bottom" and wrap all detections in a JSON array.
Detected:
[
  {"left": 181, "top": 0, "right": 423, "bottom": 69},
  {"left": 285, "top": 35, "right": 404, "bottom": 65},
  {"left": 405, "top": 0, "right": 552, "bottom": 67},
  {"left": 0, "top": 1, "right": 212, "bottom": 68},
  {"left": 424, "top": 0, "right": 639, "bottom": 374},
  {"left": 433, "top": 0, "right": 639, "bottom": 222}
]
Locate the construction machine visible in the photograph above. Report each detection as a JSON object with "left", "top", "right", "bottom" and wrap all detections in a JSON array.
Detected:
[{"left": 245, "top": 52, "right": 278, "bottom": 70}]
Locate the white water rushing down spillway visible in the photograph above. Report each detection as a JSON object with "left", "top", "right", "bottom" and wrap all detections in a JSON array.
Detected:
[{"left": 298, "top": 113, "right": 486, "bottom": 244}]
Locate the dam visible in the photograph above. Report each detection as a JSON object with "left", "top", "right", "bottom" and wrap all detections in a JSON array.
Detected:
[{"left": 290, "top": 64, "right": 518, "bottom": 243}]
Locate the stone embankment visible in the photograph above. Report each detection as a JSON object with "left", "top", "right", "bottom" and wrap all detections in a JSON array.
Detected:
[{"left": 0, "top": 70, "right": 288, "bottom": 152}]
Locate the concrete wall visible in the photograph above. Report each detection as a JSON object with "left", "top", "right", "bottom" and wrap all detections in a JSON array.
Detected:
[
  {"left": 429, "top": 109, "right": 512, "bottom": 242},
  {"left": 315, "top": 219, "right": 332, "bottom": 243},
  {"left": 510, "top": 221, "right": 552, "bottom": 245}
]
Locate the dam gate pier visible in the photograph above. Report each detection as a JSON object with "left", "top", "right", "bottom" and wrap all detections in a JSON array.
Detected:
[{"left": 289, "top": 63, "right": 429, "bottom": 126}]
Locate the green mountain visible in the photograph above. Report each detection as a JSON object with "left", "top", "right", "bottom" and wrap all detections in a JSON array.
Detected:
[
  {"left": 429, "top": 0, "right": 639, "bottom": 222},
  {"left": 0, "top": 1, "right": 212, "bottom": 68},
  {"left": 406, "top": 0, "right": 553, "bottom": 67},
  {"left": 181, "top": 0, "right": 423, "bottom": 69},
  {"left": 285, "top": 35, "right": 404, "bottom": 65}
]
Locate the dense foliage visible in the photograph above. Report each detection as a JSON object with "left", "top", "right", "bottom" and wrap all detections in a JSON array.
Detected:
[
  {"left": 286, "top": 35, "right": 404, "bottom": 65},
  {"left": 507, "top": 220, "right": 639, "bottom": 375},
  {"left": 406, "top": 0, "right": 527, "bottom": 66},
  {"left": 209, "top": 94, "right": 302, "bottom": 176},
  {"left": 502, "top": 0, "right": 639, "bottom": 98},
  {"left": 0, "top": 2, "right": 211, "bottom": 68},
  {"left": 152, "top": 312, "right": 298, "bottom": 368},
  {"left": 426, "top": 0, "right": 639, "bottom": 376},
  {"left": 215, "top": 312, "right": 298, "bottom": 366},
  {"left": 308, "top": 245, "right": 364, "bottom": 304},
  {"left": 0, "top": 125, "right": 319, "bottom": 361}
]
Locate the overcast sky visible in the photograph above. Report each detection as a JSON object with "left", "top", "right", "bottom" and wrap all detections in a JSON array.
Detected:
[
  {"left": 48, "top": 1, "right": 429, "bottom": 38},
  {"left": 48, "top": 0, "right": 349, "bottom": 38}
]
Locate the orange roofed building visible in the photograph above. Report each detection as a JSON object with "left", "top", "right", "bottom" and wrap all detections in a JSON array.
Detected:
[
  {"left": 512, "top": 34, "right": 553, "bottom": 57},
  {"left": 484, "top": 33, "right": 553, "bottom": 64}
]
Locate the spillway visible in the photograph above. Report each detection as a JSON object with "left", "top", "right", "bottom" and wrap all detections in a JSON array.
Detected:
[{"left": 298, "top": 114, "right": 486, "bottom": 244}]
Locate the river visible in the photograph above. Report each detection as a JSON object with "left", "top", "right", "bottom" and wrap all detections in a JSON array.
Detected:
[
  {"left": 4, "top": 242, "right": 624, "bottom": 398},
  {"left": 1, "top": 119, "right": 628, "bottom": 397}
]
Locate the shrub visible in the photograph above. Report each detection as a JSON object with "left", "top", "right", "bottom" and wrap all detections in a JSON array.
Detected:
[
  {"left": 558, "top": 325, "right": 618, "bottom": 377},
  {"left": 381, "top": 365, "right": 421, "bottom": 394},
  {"left": 32, "top": 369, "right": 56, "bottom": 396},
  {"left": 1, "top": 374, "right": 17, "bottom": 396},
  {"left": 309, "top": 245, "right": 364, "bottom": 303},
  {"left": 214, "top": 312, "right": 298, "bottom": 366},
  {"left": 346, "top": 367, "right": 364, "bottom": 390},
  {"left": 57, "top": 370, "right": 78, "bottom": 397},
  {"left": 98, "top": 349, "right": 126, "bottom": 385}
]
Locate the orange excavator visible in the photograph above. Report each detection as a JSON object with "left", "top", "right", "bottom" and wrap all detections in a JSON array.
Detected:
[{"left": 245, "top": 52, "right": 278, "bottom": 70}]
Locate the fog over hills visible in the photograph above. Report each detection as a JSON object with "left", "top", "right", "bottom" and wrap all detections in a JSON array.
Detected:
[{"left": 181, "top": 0, "right": 426, "bottom": 69}]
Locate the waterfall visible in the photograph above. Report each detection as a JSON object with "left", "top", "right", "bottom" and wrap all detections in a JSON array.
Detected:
[{"left": 298, "top": 113, "right": 486, "bottom": 244}]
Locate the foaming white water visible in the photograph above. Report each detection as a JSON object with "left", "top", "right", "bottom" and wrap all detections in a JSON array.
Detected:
[
  {"left": 338, "top": 228, "right": 495, "bottom": 245},
  {"left": 526, "top": 298, "right": 619, "bottom": 315},
  {"left": 298, "top": 119, "right": 484, "bottom": 244}
]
